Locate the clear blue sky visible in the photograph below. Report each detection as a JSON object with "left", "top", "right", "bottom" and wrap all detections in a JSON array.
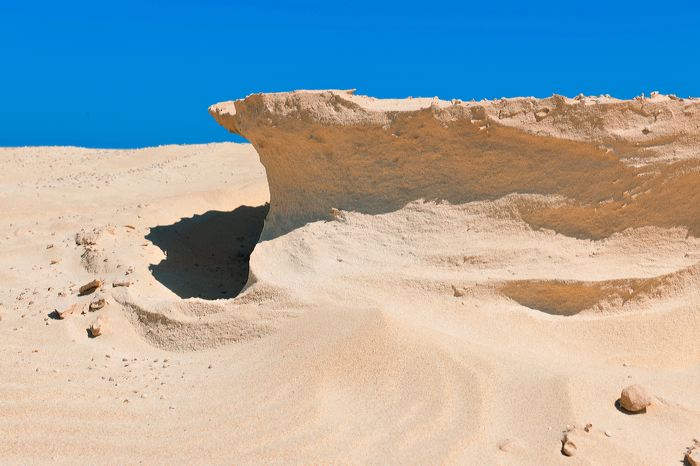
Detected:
[{"left": 1, "top": 0, "right": 698, "bottom": 148}]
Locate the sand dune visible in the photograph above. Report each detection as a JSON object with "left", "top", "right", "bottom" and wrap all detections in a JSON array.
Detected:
[{"left": 1, "top": 91, "right": 699, "bottom": 464}]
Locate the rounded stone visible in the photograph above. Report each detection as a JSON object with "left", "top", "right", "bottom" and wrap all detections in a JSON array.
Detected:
[{"left": 619, "top": 384, "right": 652, "bottom": 413}]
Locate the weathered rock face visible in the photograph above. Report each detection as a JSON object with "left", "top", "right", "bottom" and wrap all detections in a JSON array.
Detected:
[{"left": 210, "top": 90, "right": 700, "bottom": 240}]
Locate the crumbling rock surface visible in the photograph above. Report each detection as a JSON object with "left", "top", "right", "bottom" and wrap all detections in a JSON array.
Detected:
[{"left": 210, "top": 90, "right": 700, "bottom": 240}]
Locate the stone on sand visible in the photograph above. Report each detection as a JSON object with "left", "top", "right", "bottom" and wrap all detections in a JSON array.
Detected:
[
  {"left": 561, "top": 434, "right": 577, "bottom": 457},
  {"left": 57, "top": 303, "right": 83, "bottom": 319},
  {"left": 686, "top": 441, "right": 700, "bottom": 466},
  {"left": 89, "top": 297, "right": 106, "bottom": 311},
  {"left": 89, "top": 316, "right": 108, "bottom": 337},
  {"left": 79, "top": 279, "right": 103, "bottom": 294},
  {"left": 619, "top": 384, "right": 652, "bottom": 413},
  {"left": 497, "top": 439, "right": 518, "bottom": 452},
  {"left": 687, "top": 449, "right": 700, "bottom": 466}
]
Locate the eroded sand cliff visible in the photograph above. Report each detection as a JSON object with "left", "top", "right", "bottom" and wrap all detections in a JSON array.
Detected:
[{"left": 210, "top": 90, "right": 700, "bottom": 239}]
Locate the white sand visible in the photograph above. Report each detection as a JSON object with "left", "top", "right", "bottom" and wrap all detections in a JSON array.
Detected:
[{"left": 2, "top": 91, "right": 700, "bottom": 464}]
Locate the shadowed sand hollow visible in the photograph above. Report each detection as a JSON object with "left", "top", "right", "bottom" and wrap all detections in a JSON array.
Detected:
[{"left": 146, "top": 205, "right": 268, "bottom": 299}]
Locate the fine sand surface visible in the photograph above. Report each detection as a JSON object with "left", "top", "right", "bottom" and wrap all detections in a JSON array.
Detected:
[{"left": 2, "top": 91, "right": 700, "bottom": 464}]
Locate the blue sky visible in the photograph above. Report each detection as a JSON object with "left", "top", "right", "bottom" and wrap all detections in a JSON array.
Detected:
[{"left": 1, "top": 0, "right": 698, "bottom": 148}]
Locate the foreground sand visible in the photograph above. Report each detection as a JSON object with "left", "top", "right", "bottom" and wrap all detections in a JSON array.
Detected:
[{"left": 1, "top": 97, "right": 700, "bottom": 463}]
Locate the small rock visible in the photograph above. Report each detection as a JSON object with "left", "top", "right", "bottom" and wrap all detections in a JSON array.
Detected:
[
  {"left": 112, "top": 281, "right": 131, "bottom": 288},
  {"left": 619, "top": 384, "right": 652, "bottom": 413},
  {"left": 57, "top": 303, "right": 83, "bottom": 319},
  {"left": 79, "top": 279, "right": 103, "bottom": 295},
  {"left": 451, "top": 285, "right": 465, "bottom": 297},
  {"left": 561, "top": 435, "right": 577, "bottom": 457},
  {"left": 89, "top": 298, "right": 106, "bottom": 311},
  {"left": 584, "top": 423, "right": 592, "bottom": 433},
  {"left": 498, "top": 439, "right": 515, "bottom": 452},
  {"left": 89, "top": 316, "right": 108, "bottom": 337},
  {"left": 686, "top": 447, "right": 700, "bottom": 466},
  {"left": 50, "top": 259, "right": 61, "bottom": 265}
]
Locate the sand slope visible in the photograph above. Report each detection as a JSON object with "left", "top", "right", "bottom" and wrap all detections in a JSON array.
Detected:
[{"left": 1, "top": 91, "right": 700, "bottom": 465}]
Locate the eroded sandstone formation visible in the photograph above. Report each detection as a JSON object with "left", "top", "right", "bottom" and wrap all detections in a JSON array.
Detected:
[{"left": 210, "top": 90, "right": 700, "bottom": 240}]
